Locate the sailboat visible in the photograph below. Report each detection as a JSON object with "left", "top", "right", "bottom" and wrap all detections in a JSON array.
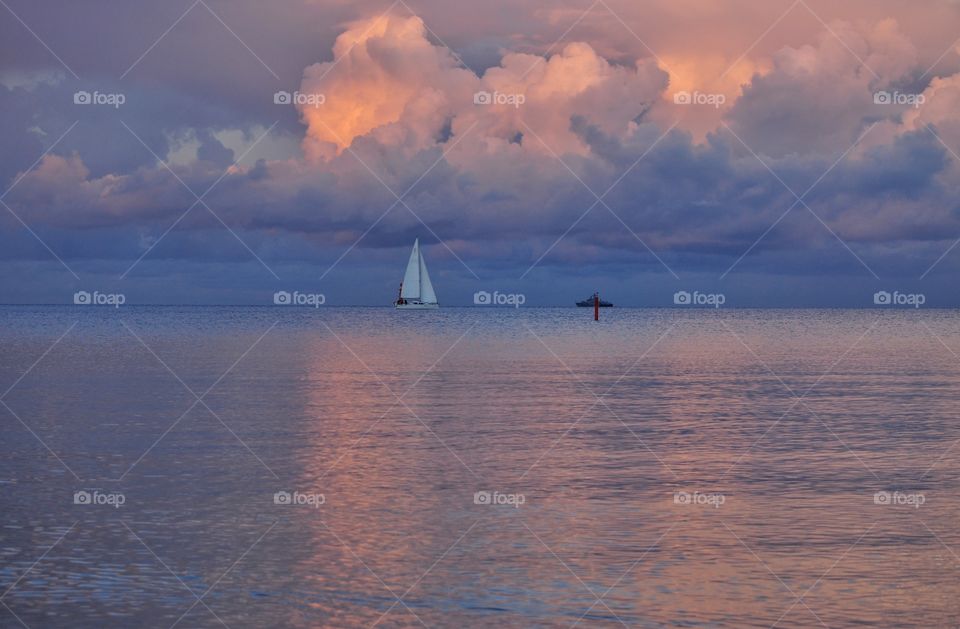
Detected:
[{"left": 395, "top": 238, "right": 439, "bottom": 309}]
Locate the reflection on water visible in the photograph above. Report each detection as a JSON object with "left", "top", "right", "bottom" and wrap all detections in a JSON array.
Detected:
[{"left": 1, "top": 306, "right": 959, "bottom": 627}]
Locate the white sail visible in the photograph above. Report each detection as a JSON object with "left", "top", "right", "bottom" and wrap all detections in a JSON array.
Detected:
[
  {"left": 400, "top": 239, "right": 421, "bottom": 299},
  {"left": 396, "top": 238, "right": 439, "bottom": 308},
  {"left": 419, "top": 246, "right": 437, "bottom": 304}
]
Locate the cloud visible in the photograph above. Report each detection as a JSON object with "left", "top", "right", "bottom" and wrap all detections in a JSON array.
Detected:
[
  {"left": 298, "top": 15, "right": 476, "bottom": 159},
  {"left": 297, "top": 14, "right": 667, "bottom": 160},
  {"left": 726, "top": 19, "right": 924, "bottom": 158},
  {"left": 3, "top": 4, "right": 960, "bottom": 294}
]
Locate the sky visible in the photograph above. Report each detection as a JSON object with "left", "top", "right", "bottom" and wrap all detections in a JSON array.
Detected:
[{"left": 2, "top": 0, "right": 960, "bottom": 307}]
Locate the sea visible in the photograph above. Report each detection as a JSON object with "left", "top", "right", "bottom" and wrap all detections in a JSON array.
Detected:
[{"left": 1, "top": 306, "right": 958, "bottom": 627}]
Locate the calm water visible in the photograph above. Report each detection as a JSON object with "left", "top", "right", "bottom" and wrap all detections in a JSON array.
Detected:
[{"left": 1, "top": 306, "right": 959, "bottom": 628}]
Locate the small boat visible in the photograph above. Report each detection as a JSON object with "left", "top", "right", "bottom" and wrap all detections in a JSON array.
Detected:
[
  {"left": 395, "top": 238, "right": 439, "bottom": 309},
  {"left": 576, "top": 292, "right": 613, "bottom": 307}
]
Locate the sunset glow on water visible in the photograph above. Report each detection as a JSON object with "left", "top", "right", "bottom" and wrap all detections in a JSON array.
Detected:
[{"left": 2, "top": 307, "right": 959, "bottom": 626}]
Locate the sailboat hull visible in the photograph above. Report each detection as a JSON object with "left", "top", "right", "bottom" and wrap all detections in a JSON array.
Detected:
[{"left": 395, "top": 302, "right": 439, "bottom": 309}]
